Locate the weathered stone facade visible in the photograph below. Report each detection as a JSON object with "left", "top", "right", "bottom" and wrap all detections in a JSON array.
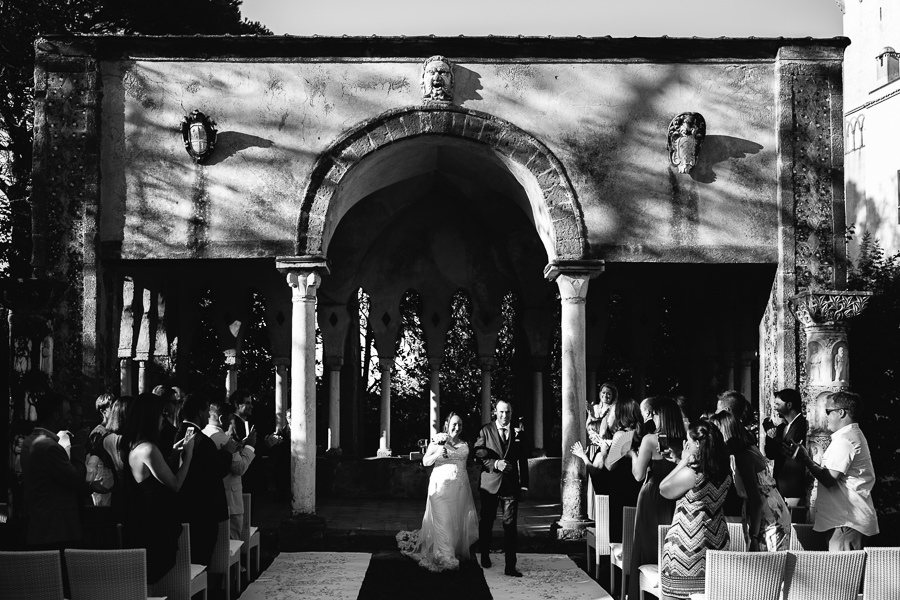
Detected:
[{"left": 21, "top": 35, "right": 854, "bottom": 528}]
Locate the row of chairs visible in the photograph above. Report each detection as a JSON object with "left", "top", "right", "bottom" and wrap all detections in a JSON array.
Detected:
[
  {"left": 0, "top": 494, "right": 261, "bottom": 600},
  {"left": 586, "top": 494, "right": 898, "bottom": 600}
]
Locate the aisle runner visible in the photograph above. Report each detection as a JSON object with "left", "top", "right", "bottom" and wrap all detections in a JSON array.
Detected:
[
  {"left": 240, "top": 552, "right": 371, "bottom": 600},
  {"left": 241, "top": 552, "right": 612, "bottom": 600}
]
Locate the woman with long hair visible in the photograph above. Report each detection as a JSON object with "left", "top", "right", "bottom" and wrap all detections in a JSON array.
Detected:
[
  {"left": 709, "top": 410, "right": 791, "bottom": 551},
  {"left": 121, "top": 392, "right": 195, "bottom": 583},
  {"left": 659, "top": 419, "right": 732, "bottom": 599},
  {"left": 572, "top": 396, "right": 644, "bottom": 544},
  {"left": 397, "top": 412, "right": 479, "bottom": 572},
  {"left": 627, "top": 396, "right": 688, "bottom": 600}
]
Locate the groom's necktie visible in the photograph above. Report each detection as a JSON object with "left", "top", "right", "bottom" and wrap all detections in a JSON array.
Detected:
[{"left": 500, "top": 427, "right": 507, "bottom": 444}]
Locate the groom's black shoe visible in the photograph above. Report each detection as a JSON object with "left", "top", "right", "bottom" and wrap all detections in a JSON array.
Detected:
[
  {"left": 504, "top": 567, "right": 523, "bottom": 577},
  {"left": 480, "top": 555, "right": 492, "bottom": 568}
]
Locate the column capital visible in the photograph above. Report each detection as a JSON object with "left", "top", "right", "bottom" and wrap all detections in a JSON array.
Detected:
[
  {"left": 789, "top": 290, "right": 872, "bottom": 327},
  {"left": 378, "top": 356, "right": 394, "bottom": 369},
  {"left": 427, "top": 357, "right": 443, "bottom": 371},
  {"left": 543, "top": 259, "right": 605, "bottom": 282}
]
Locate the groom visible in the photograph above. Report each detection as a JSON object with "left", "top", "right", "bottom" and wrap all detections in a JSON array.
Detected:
[{"left": 474, "top": 399, "right": 529, "bottom": 577}]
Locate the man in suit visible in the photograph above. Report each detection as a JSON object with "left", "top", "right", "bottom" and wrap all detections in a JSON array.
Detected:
[
  {"left": 764, "top": 388, "right": 810, "bottom": 512},
  {"left": 21, "top": 392, "right": 107, "bottom": 549},
  {"left": 174, "top": 395, "right": 234, "bottom": 565},
  {"left": 474, "top": 399, "right": 529, "bottom": 577},
  {"left": 202, "top": 399, "right": 257, "bottom": 540}
]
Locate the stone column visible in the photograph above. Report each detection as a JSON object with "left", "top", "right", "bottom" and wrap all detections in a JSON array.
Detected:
[
  {"left": 276, "top": 257, "right": 327, "bottom": 516},
  {"left": 273, "top": 357, "right": 289, "bottom": 432},
  {"left": 790, "top": 291, "right": 871, "bottom": 475},
  {"left": 739, "top": 352, "right": 754, "bottom": 406},
  {"left": 545, "top": 260, "right": 604, "bottom": 539},
  {"left": 135, "top": 287, "right": 152, "bottom": 394},
  {"left": 428, "top": 357, "right": 442, "bottom": 437},
  {"left": 378, "top": 357, "right": 393, "bottom": 457},
  {"left": 479, "top": 357, "right": 496, "bottom": 424},
  {"left": 531, "top": 359, "right": 545, "bottom": 455},
  {"left": 118, "top": 277, "right": 136, "bottom": 396},
  {"left": 325, "top": 357, "right": 342, "bottom": 453},
  {"left": 224, "top": 356, "right": 240, "bottom": 399}
]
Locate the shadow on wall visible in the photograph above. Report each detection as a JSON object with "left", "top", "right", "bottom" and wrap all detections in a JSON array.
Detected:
[
  {"left": 453, "top": 66, "right": 484, "bottom": 105},
  {"left": 205, "top": 131, "right": 275, "bottom": 165},
  {"left": 691, "top": 135, "right": 764, "bottom": 184}
]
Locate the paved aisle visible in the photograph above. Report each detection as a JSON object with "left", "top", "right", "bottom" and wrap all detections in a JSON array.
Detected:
[{"left": 240, "top": 551, "right": 613, "bottom": 600}]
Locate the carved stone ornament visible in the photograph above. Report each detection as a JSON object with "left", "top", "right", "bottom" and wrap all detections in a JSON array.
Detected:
[
  {"left": 180, "top": 109, "right": 218, "bottom": 163},
  {"left": 421, "top": 55, "right": 453, "bottom": 102},
  {"left": 789, "top": 290, "right": 872, "bottom": 328},
  {"left": 667, "top": 112, "right": 706, "bottom": 174}
]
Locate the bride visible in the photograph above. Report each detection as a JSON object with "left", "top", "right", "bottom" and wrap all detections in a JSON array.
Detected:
[{"left": 397, "top": 412, "right": 479, "bottom": 572}]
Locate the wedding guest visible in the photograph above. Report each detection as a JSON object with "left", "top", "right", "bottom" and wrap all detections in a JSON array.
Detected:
[
  {"left": 86, "top": 393, "right": 117, "bottom": 507},
  {"left": 121, "top": 392, "right": 194, "bottom": 583},
  {"left": 763, "top": 388, "right": 809, "bottom": 512},
  {"left": 660, "top": 420, "right": 731, "bottom": 599},
  {"left": 571, "top": 396, "right": 643, "bottom": 543},
  {"left": 792, "top": 391, "right": 879, "bottom": 550},
  {"left": 21, "top": 392, "right": 107, "bottom": 549},
  {"left": 710, "top": 411, "right": 791, "bottom": 551},
  {"left": 102, "top": 397, "right": 131, "bottom": 516},
  {"left": 627, "top": 396, "right": 686, "bottom": 600}
]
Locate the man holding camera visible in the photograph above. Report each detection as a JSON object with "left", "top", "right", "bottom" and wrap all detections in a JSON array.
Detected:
[{"left": 764, "top": 388, "right": 809, "bottom": 511}]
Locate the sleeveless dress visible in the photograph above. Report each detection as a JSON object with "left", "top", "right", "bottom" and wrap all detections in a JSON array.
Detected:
[
  {"left": 123, "top": 456, "right": 182, "bottom": 583},
  {"left": 734, "top": 445, "right": 792, "bottom": 551},
  {"left": 628, "top": 458, "right": 677, "bottom": 600},
  {"left": 661, "top": 472, "right": 732, "bottom": 598},
  {"left": 397, "top": 441, "right": 479, "bottom": 572}
]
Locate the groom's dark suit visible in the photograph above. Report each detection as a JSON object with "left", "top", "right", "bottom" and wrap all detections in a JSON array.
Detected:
[{"left": 474, "top": 420, "right": 529, "bottom": 572}]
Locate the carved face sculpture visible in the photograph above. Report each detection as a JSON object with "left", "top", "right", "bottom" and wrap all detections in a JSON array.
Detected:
[
  {"left": 422, "top": 56, "right": 453, "bottom": 101},
  {"left": 668, "top": 112, "right": 706, "bottom": 174}
]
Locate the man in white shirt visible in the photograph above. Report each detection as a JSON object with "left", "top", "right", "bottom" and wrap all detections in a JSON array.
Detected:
[
  {"left": 793, "top": 391, "right": 879, "bottom": 550},
  {"left": 203, "top": 399, "right": 256, "bottom": 540}
]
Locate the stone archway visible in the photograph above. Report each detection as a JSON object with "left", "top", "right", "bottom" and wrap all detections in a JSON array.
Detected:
[{"left": 296, "top": 104, "right": 588, "bottom": 263}]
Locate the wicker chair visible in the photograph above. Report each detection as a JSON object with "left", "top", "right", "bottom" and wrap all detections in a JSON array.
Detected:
[
  {"left": 789, "top": 523, "right": 829, "bottom": 551},
  {"left": 862, "top": 547, "right": 900, "bottom": 600},
  {"left": 609, "top": 506, "right": 636, "bottom": 600},
  {"left": 782, "top": 550, "right": 867, "bottom": 600},
  {"left": 149, "top": 523, "right": 208, "bottom": 600},
  {"left": 64, "top": 548, "right": 166, "bottom": 600},
  {"left": 0, "top": 550, "right": 65, "bottom": 600},
  {"left": 241, "top": 493, "right": 261, "bottom": 584},
  {"left": 725, "top": 521, "right": 748, "bottom": 551},
  {"left": 585, "top": 493, "right": 610, "bottom": 579},
  {"left": 693, "top": 550, "right": 788, "bottom": 600},
  {"left": 207, "top": 520, "right": 243, "bottom": 600},
  {"left": 637, "top": 524, "right": 670, "bottom": 600}
]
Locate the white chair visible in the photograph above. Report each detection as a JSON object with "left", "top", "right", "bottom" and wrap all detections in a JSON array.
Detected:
[
  {"left": 610, "top": 506, "right": 636, "bottom": 600},
  {"left": 789, "top": 523, "right": 829, "bottom": 551},
  {"left": 726, "top": 521, "right": 747, "bottom": 551},
  {"left": 0, "top": 550, "right": 65, "bottom": 600},
  {"left": 241, "top": 493, "right": 261, "bottom": 584},
  {"left": 782, "top": 550, "right": 866, "bottom": 600},
  {"left": 64, "top": 548, "right": 167, "bottom": 600},
  {"left": 207, "top": 520, "right": 243, "bottom": 600},
  {"left": 862, "top": 547, "right": 900, "bottom": 600},
  {"left": 637, "top": 524, "right": 670, "bottom": 600},
  {"left": 691, "top": 550, "right": 788, "bottom": 600},
  {"left": 585, "top": 493, "right": 610, "bottom": 578},
  {"left": 149, "top": 523, "right": 208, "bottom": 600}
]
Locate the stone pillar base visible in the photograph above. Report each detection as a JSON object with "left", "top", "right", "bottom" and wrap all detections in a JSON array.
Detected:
[
  {"left": 552, "top": 518, "right": 592, "bottom": 540},
  {"left": 532, "top": 448, "right": 546, "bottom": 457},
  {"left": 325, "top": 447, "right": 343, "bottom": 457},
  {"left": 376, "top": 448, "right": 393, "bottom": 457}
]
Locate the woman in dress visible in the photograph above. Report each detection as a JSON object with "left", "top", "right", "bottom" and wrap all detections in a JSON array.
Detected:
[
  {"left": 571, "top": 396, "right": 644, "bottom": 543},
  {"left": 397, "top": 412, "right": 479, "bottom": 572},
  {"left": 659, "top": 419, "right": 732, "bottom": 599},
  {"left": 121, "top": 392, "right": 195, "bottom": 583},
  {"left": 627, "top": 396, "right": 687, "bottom": 600},
  {"left": 709, "top": 410, "right": 791, "bottom": 551},
  {"left": 585, "top": 383, "right": 619, "bottom": 462}
]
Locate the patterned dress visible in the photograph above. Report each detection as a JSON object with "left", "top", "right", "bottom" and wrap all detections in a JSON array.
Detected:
[
  {"left": 734, "top": 445, "right": 792, "bottom": 551},
  {"left": 661, "top": 472, "right": 731, "bottom": 598}
]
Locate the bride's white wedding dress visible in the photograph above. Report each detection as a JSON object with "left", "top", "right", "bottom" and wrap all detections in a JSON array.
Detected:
[{"left": 396, "top": 440, "right": 479, "bottom": 572}]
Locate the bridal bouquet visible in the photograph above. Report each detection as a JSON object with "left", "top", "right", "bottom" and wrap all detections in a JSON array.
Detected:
[{"left": 431, "top": 432, "right": 449, "bottom": 445}]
